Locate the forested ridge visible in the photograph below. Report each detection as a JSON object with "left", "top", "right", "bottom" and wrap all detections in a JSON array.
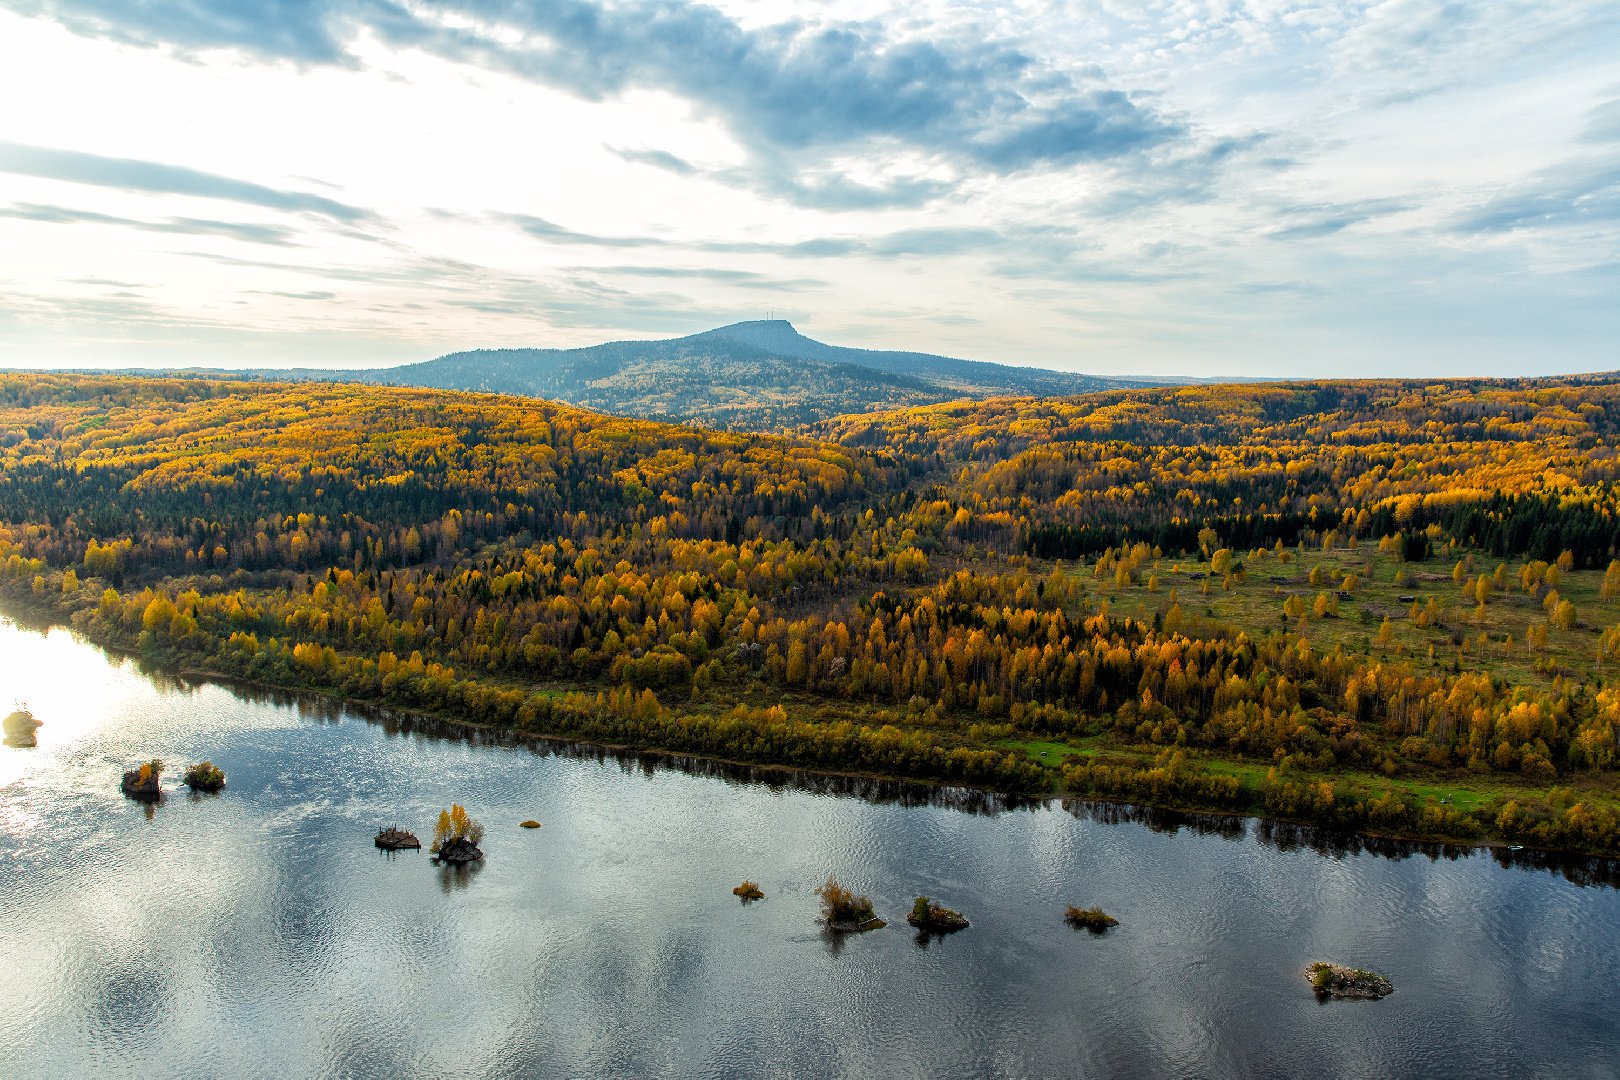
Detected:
[
  {"left": 208, "top": 320, "right": 1146, "bottom": 430},
  {"left": 4, "top": 371, "right": 1620, "bottom": 855}
]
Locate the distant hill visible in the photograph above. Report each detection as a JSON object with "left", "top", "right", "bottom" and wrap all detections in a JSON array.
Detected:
[
  {"left": 294, "top": 321, "right": 1170, "bottom": 429},
  {"left": 86, "top": 320, "right": 1201, "bottom": 429}
]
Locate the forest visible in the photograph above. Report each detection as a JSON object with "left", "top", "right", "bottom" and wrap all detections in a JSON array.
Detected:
[{"left": 2, "top": 371, "right": 1619, "bottom": 855}]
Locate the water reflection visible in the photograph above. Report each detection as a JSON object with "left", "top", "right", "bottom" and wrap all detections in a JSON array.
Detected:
[
  {"left": 436, "top": 861, "right": 484, "bottom": 892},
  {"left": 1064, "top": 797, "right": 1250, "bottom": 840},
  {"left": 43, "top": 644, "right": 1620, "bottom": 892},
  {"left": 289, "top": 700, "right": 1620, "bottom": 891},
  {"left": 4, "top": 613, "right": 1620, "bottom": 1078},
  {"left": 361, "top": 703, "right": 1043, "bottom": 817},
  {"left": 1486, "top": 846, "right": 1620, "bottom": 889}
]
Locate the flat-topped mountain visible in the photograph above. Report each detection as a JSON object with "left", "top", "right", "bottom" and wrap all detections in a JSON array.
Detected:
[{"left": 341, "top": 320, "right": 1163, "bottom": 429}]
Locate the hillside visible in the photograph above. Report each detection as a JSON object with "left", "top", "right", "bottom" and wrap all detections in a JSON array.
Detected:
[
  {"left": 1, "top": 372, "right": 1618, "bottom": 855},
  {"left": 287, "top": 320, "right": 1156, "bottom": 429}
]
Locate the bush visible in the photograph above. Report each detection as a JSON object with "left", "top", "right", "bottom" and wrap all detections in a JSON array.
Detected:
[
  {"left": 732, "top": 880, "right": 765, "bottom": 901},
  {"left": 1064, "top": 905, "right": 1118, "bottom": 932},
  {"left": 907, "top": 896, "right": 968, "bottom": 931},
  {"left": 1306, "top": 961, "right": 1392, "bottom": 998},
  {"left": 817, "top": 876, "right": 879, "bottom": 927},
  {"left": 183, "top": 761, "right": 226, "bottom": 791}
]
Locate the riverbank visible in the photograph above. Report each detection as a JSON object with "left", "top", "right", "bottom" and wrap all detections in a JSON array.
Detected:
[{"left": 2, "top": 588, "right": 1617, "bottom": 860}]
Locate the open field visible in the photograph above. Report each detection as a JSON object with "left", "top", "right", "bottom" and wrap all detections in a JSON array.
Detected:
[{"left": 1090, "top": 543, "right": 1616, "bottom": 691}]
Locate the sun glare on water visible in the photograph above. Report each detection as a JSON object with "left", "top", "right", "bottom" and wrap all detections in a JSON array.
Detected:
[{"left": 0, "top": 619, "right": 144, "bottom": 790}]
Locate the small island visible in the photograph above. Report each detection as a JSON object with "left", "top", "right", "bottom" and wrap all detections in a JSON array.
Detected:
[
  {"left": 375, "top": 826, "right": 421, "bottom": 850},
  {"left": 907, "top": 896, "right": 969, "bottom": 933},
  {"left": 1307, "top": 962, "right": 1393, "bottom": 1000},
  {"left": 732, "top": 880, "right": 765, "bottom": 901},
  {"left": 430, "top": 803, "right": 485, "bottom": 864},
  {"left": 1065, "top": 906, "right": 1119, "bottom": 932},
  {"left": 120, "top": 758, "right": 164, "bottom": 800},
  {"left": 3, "top": 706, "right": 40, "bottom": 748},
  {"left": 183, "top": 761, "right": 226, "bottom": 792},
  {"left": 520, "top": 819, "right": 542, "bottom": 829},
  {"left": 817, "top": 876, "right": 885, "bottom": 931}
]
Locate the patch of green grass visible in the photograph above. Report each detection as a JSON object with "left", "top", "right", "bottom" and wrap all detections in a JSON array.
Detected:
[
  {"left": 1194, "top": 757, "right": 1271, "bottom": 787},
  {"left": 1080, "top": 545, "right": 1620, "bottom": 694},
  {"left": 997, "top": 737, "right": 1102, "bottom": 763}
]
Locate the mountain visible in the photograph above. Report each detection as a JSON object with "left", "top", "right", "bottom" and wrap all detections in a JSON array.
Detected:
[{"left": 345, "top": 320, "right": 1162, "bottom": 429}]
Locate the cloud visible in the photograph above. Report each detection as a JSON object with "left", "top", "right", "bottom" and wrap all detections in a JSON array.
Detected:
[
  {"left": 384, "top": 3, "right": 1176, "bottom": 168},
  {"left": 180, "top": 249, "right": 486, "bottom": 286},
  {"left": 1581, "top": 97, "right": 1620, "bottom": 144},
  {"left": 562, "top": 265, "right": 824, "bottom": 290},
  {"left": 500, "top": 213, "right": 667, "bottom": 249},
  {"left": 863, "top": 227, "right": 1004, "bottom": 258},
  {"left": 1327, "top": 1, "right": 1616, "bottom": 107},
  {"left": 1453, "top": 159, "right": 1620, "bottom": 233},
  {"left": 728, "top": 165, "right": 956, "bottom": 211},
  {"left": 0, "top": 140, "right": 374, "bottom": 223},
  {"left": 0, "top": 284, "right": 233, "bottom": 330},
  {"left": 0, "top": 201, "right": 301, "bottom": 244},
  {"left": 17, "top": 1, "right": 1180, "bottom": 209},
  {"left": 436, "top": 273, "right": 718, "bottom": 333},
  {"left": 8, "top": 0, "right": 356, "bottom": 63},
  {"left": 1268, "top": 216, "right": 1362, "bottom": 241},
  {"left": 697, "top": 225, "right": 1011, "bottom": 261},
  {"left": 480, "top": 211, "right": 1018, "bottom": 263},
  {"left": 610, "top": 147, "right": 698, "bottom": 177},
  {"left": 1230, "top": 280, "right": 1328, "bottom": 299},
  {"left": 1265, "top": 200, "right": 1408, "bottom": 242}
]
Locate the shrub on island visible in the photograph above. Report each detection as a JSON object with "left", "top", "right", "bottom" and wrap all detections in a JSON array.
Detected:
[
  {"left": 431, "top": 804, "right": 485, "bottom": 863},
  {"left": 183, "top": 761, "right": 226, "bottom": 792},
  {"left": 732, "top": 880, "right": 765, "bottom": 901},
  {"left": 817, "top": 876, "right": 885, "bottom": 931},
  {"left": 3, "top": 706, "right": 40, "bottom": 747},
  {"left": 907, "top": 896, "right": 969, "bottom": 933},
  {"left": 120, "top": 758, "right": 164, "bottom": 800},
  {"left": 1307, "top": 962, "right": 1393, "bottom": 999},
  {"left": 1064, "top": 906, "right": 1119, "bottom": 932}
]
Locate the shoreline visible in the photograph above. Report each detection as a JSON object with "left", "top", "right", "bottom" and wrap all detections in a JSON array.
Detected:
[{"left": 3, "top": 596, "right": 1617, "bottom": 865}]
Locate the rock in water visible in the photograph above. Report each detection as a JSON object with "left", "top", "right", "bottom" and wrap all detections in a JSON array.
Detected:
[
  {"left": 434, "top": 836, "right": 484, "bottom": 864},
  {"left": 120, "top": 768, "right": 162, "bottom": 800},
  {"left": 375, "top": 827, "right": 421, "bottom": 851},
  {"left": 1307, "top": 962, "right": 1393, "bottom": 999}
]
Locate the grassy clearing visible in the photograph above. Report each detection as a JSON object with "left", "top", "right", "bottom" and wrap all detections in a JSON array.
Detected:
[
  {"left": 1082, "top": 544, "right": 1617, "bottom": 692},
  {"left": 995, "top": 737, "right": 1102, "bottom": 764}
]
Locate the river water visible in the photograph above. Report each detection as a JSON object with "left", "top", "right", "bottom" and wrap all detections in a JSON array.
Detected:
[{"left": 1, "top": 614, "right": 1617, "bottom": 1079}]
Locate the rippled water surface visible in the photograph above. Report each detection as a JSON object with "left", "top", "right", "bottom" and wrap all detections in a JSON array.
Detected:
[{"left": 2, "top": 615, "right": 1618, "bottom": 1079}]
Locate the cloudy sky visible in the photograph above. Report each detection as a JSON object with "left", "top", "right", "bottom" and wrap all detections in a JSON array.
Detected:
[{"left": 0, "top": 1, "right": 1615, "bottom": 377}]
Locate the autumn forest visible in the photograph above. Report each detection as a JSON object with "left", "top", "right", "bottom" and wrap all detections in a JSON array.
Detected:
[{"left": 4, "top": 372, "right": 1620, "bottom": 855}]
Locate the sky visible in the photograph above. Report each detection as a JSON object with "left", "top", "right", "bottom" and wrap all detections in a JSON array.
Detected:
[{"left": 0, "top": 1, "right": 1616, "bottom": 379}]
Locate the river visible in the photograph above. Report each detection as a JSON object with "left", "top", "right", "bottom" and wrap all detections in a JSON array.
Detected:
[{"left": 1, "top": 614, "right": 1617, "bottom": 1079}]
